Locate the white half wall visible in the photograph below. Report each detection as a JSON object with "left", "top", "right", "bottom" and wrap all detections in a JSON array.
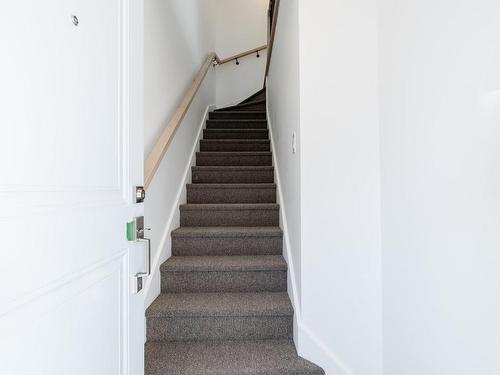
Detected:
[
  {"left": 378, "top": 1, "right": 500, "bottom": 374},
  {"left": 143, "top": 0, "right": 216, "bottom": 307},
  {"left": 298, "top": 1, "right": 382, "bottom": 374},
  {"left": 214, "top": 0, "right": 268, "bottom": 107}
]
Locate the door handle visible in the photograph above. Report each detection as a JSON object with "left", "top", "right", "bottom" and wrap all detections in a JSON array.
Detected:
[{"left": 135, "top": 237, "right": 151, "bottom": 278}]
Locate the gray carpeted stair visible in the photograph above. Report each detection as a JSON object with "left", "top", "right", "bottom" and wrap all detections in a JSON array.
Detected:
[
  {"left": 187, "top": 184, "right": 276, "bottom": 204},
  {"left": 239, "top": 88, "right": 266, "bottom": 104},
  {"left": 160, "top": 255, "right": 287, "bottom": 293},
  {"left": 200, "top": 139, "right": 270, "bottom": 152},
  {"left": 206, "top": 119, "right": 268, "bottom": 129},
  {"left": 196, "top": 151, "right": 272, "bottom": 166},
  {"left": 180, "top": 203, "right": 279, "bottom": 227},
  {"left": 214, "top": 99, "right": 266, "bottom": 112},
  {"left": 171, "top": 227, "right": 283, "bottom": 256},
  {"left": 192, "top": 166, "right": 274, "bottom": 183},
  {"left": 203, "top": 129, "right": 269, "bottom": 139},
  {"left": 209, "top": 111, "right": 266, "bottom": 120},
  {"left": 146, "top": 340, "right": 324, "bottom": 375},
  {"left": 146, "top": 292, "right": 293, "bottom": 341},
  {"left": 146, "top": 91, "right": 324, "bottom": 375}
]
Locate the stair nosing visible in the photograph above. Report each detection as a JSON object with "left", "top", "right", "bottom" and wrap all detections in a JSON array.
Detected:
[
  {"left": 206, "top": 119, "right": 267, "bottom": 123},
  {"left": 196, "top": 151, "right": 272, "bottom": 155},
  {"left": 200, "top": 139, "right": 270, "bottom": 142},
  {"left": 192, "top": 166, "right": 273, "bottom": 169},
  {"left": 187, "top": 183, "right": 276, "bottom": 189},
  {"left": 180, "top": 203, "right": 279, "bottom": 210},
  {"left": 210, "top": 111, "right": 266, "bottom": 114},
  {"left": 171, "top": 226, "right": 282, "bottom": 238},
  {"left": 204, "top": 129, "right": 268, "bottom": 132},
  {"left": 160, "top": 255, "right": 287, "bottom": 273}
]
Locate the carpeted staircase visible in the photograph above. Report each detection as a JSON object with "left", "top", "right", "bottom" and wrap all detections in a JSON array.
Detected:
[{"left": 145, "top": 89, "right": 325, "bottom": 375}]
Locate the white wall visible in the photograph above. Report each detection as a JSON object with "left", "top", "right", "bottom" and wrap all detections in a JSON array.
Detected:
[
  {"left": 268, "top": 1, "right": 500, "bottom": 374},
  {"left": 298, "top": 1, "right": 382, "bottom": 374},
  {"left": 266, "top": 0, "right": 303, "bottom": 342},
  {"left": 215, "top": 0, "right": 268, "bottom": 106},
  {"left": 378, "top": 1, "right": 500, "bottom": 374},
  {"left": 144, "top": 0, "right": 216, "bottom": 307},
  {"left": 144, "top": 0, "right": 215, "bottom": 155},
  {"left": 268, "top": 0, "right": 383, "bottom": 373}
]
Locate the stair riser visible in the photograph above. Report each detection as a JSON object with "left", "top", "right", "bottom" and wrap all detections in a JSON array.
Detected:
[
  {"left": 196, "top": 153, "right": 272, "bottom": 166},
  {"left": 206, "top": 121, "right": 267, "bottom": 129},
  {"left": 200, "top": 141, "right": 270, "bottom": 152},
  {"left": 180, "top": 208, "right": 279, "bottom": 227},
  {"left": 147, "top": 316, "right": 292, "bottom": 341},
  {"left": 209, "top": 112, "right": 266, "bottom": 120},
  {"left": 161, "top": 270, "right": 287, "bottom": 293},
  {"left": 192, "top": 169, "right": 274, "bottom": 184},
  {"left": 203, "top": 130, "right": 269, "bottom": 139},
  {"left": 187, "top": 187, "right": 276, "bottom": 204},
  {"left": 172, "top": 236, "right": 283, "bottom": 256}
]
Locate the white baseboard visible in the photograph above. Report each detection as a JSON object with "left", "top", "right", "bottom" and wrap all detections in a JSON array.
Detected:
[
  {"left": 143, "top": 104, "right": 214, "bottom": 308},
  {"left": 299, "top": 322, "right": 355, "bottom": 375},
  {"left": 265, "top": 85, "right": 355, "bottom": 375}
]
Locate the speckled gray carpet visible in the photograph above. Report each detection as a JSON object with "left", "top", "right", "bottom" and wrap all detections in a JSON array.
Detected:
[{"left": 145, "top": 93, "right": 324, "bottom": 375}]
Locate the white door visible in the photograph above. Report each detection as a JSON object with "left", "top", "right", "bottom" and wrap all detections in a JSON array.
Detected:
[{"left": 0, "top": 1, "right": 145, "bottom": 374}]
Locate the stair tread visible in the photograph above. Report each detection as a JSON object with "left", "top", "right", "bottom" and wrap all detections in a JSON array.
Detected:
[
  {"left": 161, "top": 255, "right": 287, "bottom": 272},
  {"left": 146, "top": 292, "right": 293, "bottom": 318},
  {"left": 145, "top": 339, "right": 324, "bottom": 375}
]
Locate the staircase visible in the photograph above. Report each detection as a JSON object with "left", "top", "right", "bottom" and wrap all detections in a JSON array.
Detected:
[{"left": 145, "top": 89, "right": 324, "bottom": 375}]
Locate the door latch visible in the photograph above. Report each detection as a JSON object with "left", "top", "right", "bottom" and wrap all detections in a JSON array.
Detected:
[{"left": 127, "top": 216, "right": 151, "bottom": 293}]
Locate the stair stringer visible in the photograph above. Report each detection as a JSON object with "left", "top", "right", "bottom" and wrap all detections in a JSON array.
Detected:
[
  {"left": 143, "top": 104, "right": 215, "bottom": 310},
  {"left": 265, "top": 87, "right": 356, "bottom": 375}
]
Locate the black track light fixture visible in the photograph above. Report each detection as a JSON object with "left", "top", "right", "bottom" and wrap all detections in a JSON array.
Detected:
[
  {"left": 235, "top": 58, "right": 240, "bottom": 65},
  {"left": 256, "top": 50, "right": 260, "bottom": 58}
]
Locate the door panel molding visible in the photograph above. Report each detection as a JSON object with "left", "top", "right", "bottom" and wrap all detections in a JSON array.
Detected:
[
  {"left": 0, "top": 253, "right": 129, "bottom": 375},
  {"left": 0, "top": 250, "right": 128, "bottom": 319}
]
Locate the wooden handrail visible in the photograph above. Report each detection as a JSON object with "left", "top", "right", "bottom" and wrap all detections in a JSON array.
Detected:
[
  {"left": 144, "top": 45, "right": 270, "bottom": 189},
  {"left": 144, "top": 53, "right": 216, "bottom": 189},
  {"left": 264, "top": 0, "right": 281, "bottom": 85},
  {"left": 218, "top": 45, "right": 267, "bottom": 65}
]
